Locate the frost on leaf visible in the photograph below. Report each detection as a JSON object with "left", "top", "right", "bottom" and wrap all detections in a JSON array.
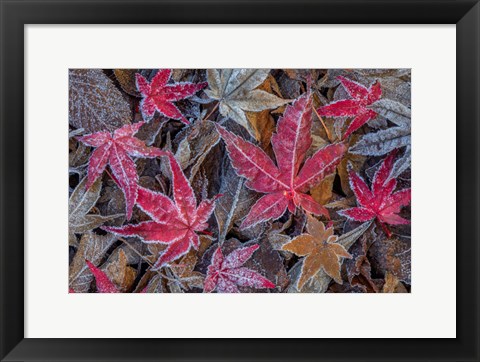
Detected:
[
  {"left": 206, "top": 69, "right": 290, "bottom": 138},
  {"left": 68, "top": 68, "right": 411, "bottom": 294},
  {"left": 369, "top": 237, "right": 411, "bottom": 285},
  {"left": 216, "top": 91, "right": 346, "bottom": 229},
  {"left": 349, "top": 99, "right": 412, "bottom": 179},
  {"left": 69, "top": 232, "right": 117, "bottom": 293},
  {"left": 136, "top": 69, "right": 207, "bottom": 124},
  {"left": 104, "top": 249, "right": 137, "bottom": 292},
  {"left": 69, "top": 176, "right": 122, "bottom": 246},
  {"left": 287, "top": 220, "right": 371, "bottom": 293},
  {"left": 103, "top": 152, "right": 221, "bottom": 268},
  {"left": 214, "top": 159, "right": 259, "bottom": 242},
  {"left": 324, "top": 69, "right": 411, "bottom": 107},
  {"left": 114, "top": 69, "right": 155, "bottom": 97},
  {"left": 69, "top": 69, "right": 131, "bottom": 133},
  {"left": 204, "top": 244, "right": 275, "bottom": 293},
  {"left": 164, "top": 236, "right": 212, "bottom": 292},
  {"left": 343, "top": 232, "right": 381, "bottom": 293},
  {"left": 85, "top": 260, "right": 120, "bottom": 293},
  {"left": 338, "top": 152, "right": 411, "bottom": 232},
  {"left": 318, "top": 76, "right": 382, "bottom": 140},
  {"left": 173, "top": 119, "right": 221, "bottom": 182},
  {"left": 78, "top": 122, "right": 163, "bottom": 220},
  {"left": 282, "top": 215, "right": 352, "bottom": 289}
]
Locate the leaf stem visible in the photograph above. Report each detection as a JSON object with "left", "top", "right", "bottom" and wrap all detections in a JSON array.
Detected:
[
  {"left": 202, "top": 101, "right": 220, "bottom": 122},
  {"left": 118, "top": 237, "right": 177, "bottom": 283},
  {"left": 312, "top": 105, "right": 333, "bottom": 142},
  {"left": 379, "top": 222, "right": 392, "bottom": 239},
  {"left": 104, "top": 168, "right": 120, "bottom": 186},
  {"left": 118, "top": 237, "right": 154, "bottom": 268}
]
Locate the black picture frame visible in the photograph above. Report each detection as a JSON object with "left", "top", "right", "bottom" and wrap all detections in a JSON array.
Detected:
[{"left": 1, "top": 0, "right": 479, "bottom": 361}]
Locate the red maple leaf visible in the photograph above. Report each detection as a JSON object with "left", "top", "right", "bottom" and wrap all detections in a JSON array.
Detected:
[
  {"left": 103, "top": 152, "right": 221, "bottom": 269},
  {"left": 338, "top": 152, "right": 411, "bottom": 233},
  {"left": 317, "top": 76, "right": 382, "bottom": 140},
  {"left": 204, "top": 244, "right": 275, "bottom": 293},
  {"left": 216, "top": 91, "right": 346, "bottom": 229},
  {"left": 78, "top": 122, "right": 162, "bottom": 220},
  {"left": 85, "top": 260, "right": 119, "bottom": 293},
  {"left": 136, "top": 69, "right": 207, "bottom": 125}
]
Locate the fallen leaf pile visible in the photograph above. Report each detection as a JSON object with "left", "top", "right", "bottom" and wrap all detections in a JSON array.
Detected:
[{"left": 69, "top": 69, "right": 411, "bottom": 293}]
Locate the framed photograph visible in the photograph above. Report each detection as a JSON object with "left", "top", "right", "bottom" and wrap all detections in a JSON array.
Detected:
[{"left": 1, "top": 0, "right": 478, "bottom": 361}]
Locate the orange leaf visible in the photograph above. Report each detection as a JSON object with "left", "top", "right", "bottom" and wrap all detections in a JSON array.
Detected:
[{"left": 282, "top": 215, "right": 352, "bottom": 288}]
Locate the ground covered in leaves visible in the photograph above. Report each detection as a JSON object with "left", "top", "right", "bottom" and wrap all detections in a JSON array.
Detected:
[{"left": 69, "top": 69, "right": 411, "bottom": 293}]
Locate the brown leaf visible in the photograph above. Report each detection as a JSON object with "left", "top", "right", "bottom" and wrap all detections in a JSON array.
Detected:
[
  {"left": 382, "top": 271, "right": 408, "bottom": 293},
  {"left": 246, "top": 109, "right": 275, "bottom": 150},
  {"left": 267, "top": 215, "right": 294, "bottom": 251},
  {"left": 282, "top": 215, "right": 352, "bottom": 288},
  {"left": 174, "top": 120, "right": 220, "bottom": 182},
  {"left": 114, "top": 69, "right": 141, "bottom": 97},
  {"left": 245, "top": 74, "right": 283, "bottom": 149},
  {"left": 69, "top": 139, "right": 90, "bottom": 169},
  {"left": 344, "top": 232, "right": 382, "bottom": 293},
  {"left": 368, "top": 237, "right": 411, "bottom": 284},
  {"left": 69, "top": 177, "right": 122, "bottom": 245},
  {"left": 168, "top": 236, "right": 212, "bottom": 291},
  {"left": 137, "top": 272, "right": 165, "bottom": 293},
  {"left": 214, "top": 159, "right": 259, "bottom": 242},
  {"left": 105, "top": 249, "right": 137, "bottom": 292},
  {"left": 337, "top": 134, "right": 367, "bottom": 196},
  {"left": 310, "top": 173, "right": 335, "bottom": 206},
  {"left": 69, "top": 69, "right": 131, "bottom": 133},
  {"left": 287, "top": 220, "right": 372, "bottom": 293},
  {"left": 69, "top": 232, "right": 117, "bottom": 292}
]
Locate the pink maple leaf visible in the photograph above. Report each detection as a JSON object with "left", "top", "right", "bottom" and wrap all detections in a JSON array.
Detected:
[
  {"left": 204, "top": 244, "right": 275, "bottom": 293},
  {"left": 317, "top": 76, "right": 382, "bottom": 140},
  {"left": 85, "top": 260, "right": 119, "bottom": 293},
  {"left": 103, "top": 152, "right": 221, "bottom": 269},
  {"left": 216, "top": 91, "right": 346, "bottom": 229},
  {"left": 136, "top": 69, "right": 207, "bottom": 125},
  {"left": 338, "top": 152, "right": 411, "bottom": 233},
  {"left": 78, "top": 122, "right": 162, "bottom": 220}
]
